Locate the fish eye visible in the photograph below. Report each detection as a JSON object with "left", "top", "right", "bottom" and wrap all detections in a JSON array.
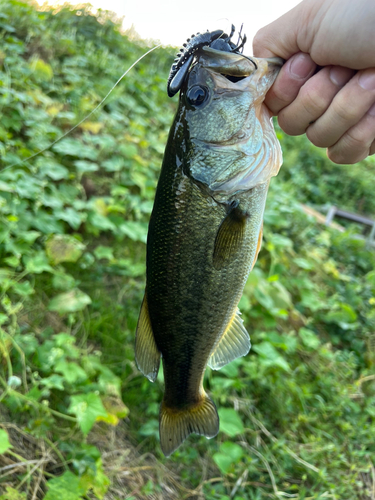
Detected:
[{"left": 186, "top": 85, "right": 209, "bottom": 108}]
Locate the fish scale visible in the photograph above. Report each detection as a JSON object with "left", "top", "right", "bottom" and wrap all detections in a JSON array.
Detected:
[{"left": 135, "top": 31, "right": 283, "bottom": 456}]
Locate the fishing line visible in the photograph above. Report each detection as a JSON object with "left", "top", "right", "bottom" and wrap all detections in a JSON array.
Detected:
[{"left": 3, "top": 43, "right": 162, "bottom": 171}]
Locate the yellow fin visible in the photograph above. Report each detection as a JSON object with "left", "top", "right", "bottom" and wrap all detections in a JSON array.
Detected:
[
  {"left": 213, "top": 202, "right": 247, "bottom": 269},
  {"left": 251, "top": 224, "right": 263, "bottom": 271},
  {"left": 135, "top": 292, "right": 161, "bottom": 382},
  {"left": 160, "top": 394, "right": 219, "bottom": 457},
  {"left": 208, "top": 308, "right": 250, "bottom": 370}
]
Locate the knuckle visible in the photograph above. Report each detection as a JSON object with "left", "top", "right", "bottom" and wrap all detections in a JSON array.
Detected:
[
  {"left": 252, "top": 28, "right": 272, "bottom": 54},
  {"left": 299, "top": 84, "right": 328, "bottom": 115},
  {"left": 278, "top": 112, "right": 304, "bottom": 136},
  {"left": 305, "top": 126, "right": 326, "bottom": 147},
  {"left": 332, "top": 96, "right": 358, "bottom": 124},
  {"left": 252, "top": 30, "right": 264, "bottom": 52},
  {"left": 326, "top": 149, "right": 346, "bottom": 164},
  {"left": 327, "top": 146, "right": 367, "bottom": 165},
  {"left": 344, "top": 127, "right": 370, "bottom": 151},
  {"left": 327, "top": 132, "right": 370, "bottom": 164}
]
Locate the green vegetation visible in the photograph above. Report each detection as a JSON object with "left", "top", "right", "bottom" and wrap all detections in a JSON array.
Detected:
[{"left": 0, "top": 1, "right": 374, "bottom": 498}]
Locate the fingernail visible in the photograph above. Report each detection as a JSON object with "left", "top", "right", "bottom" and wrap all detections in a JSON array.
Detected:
[
  {"left": 368, "top": 102, "right": 375, "bottom": 116},
  {"left": 359, "top": 70, "right": 375, "bottom": 90},
  {"left": 289, "top": 53, "right": 315, "bottom": 79},
  {"left": 330, "top": 66, "right": 351, "bottom": 86}
]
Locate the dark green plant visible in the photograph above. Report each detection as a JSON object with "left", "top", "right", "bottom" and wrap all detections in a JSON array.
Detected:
[{"left": 0, "top": 1, "right": 374, "bottom": 499}]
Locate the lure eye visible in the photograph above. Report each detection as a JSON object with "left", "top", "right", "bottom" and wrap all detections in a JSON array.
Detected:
[{"left": 186, "top": 85, "right": 209, "bottom": 108}]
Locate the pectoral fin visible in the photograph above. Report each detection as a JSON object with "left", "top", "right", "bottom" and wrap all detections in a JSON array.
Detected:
[
  {"left": 135, "top": 292, "right": 161, "bottom": 382},
  {"left": 208, "top": 308, "right": 250, "bottom": 370},
  {"left": 213, "top": 202, "right": 248, "bottom": 270}
]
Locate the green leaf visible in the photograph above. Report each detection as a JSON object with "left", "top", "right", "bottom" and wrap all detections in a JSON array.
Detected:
[
  {"left": 55, "top": 360, "right": 88, "bottom": 384},
  {"left": 0, "top": 487, "right": 26, "bottom": 500},
  {"left": 212, "top": 452, "right": 233, "bottom": 474},
  {"left": 253, "top": 342, "right": 291, "bottom": 372},
  {"left": 24, "top": 251, "right": 54, "bottom": 274},
  {"left": 102, "top": 157, "right": 125, "bottom": 172},
  {"left": 218, "top": 408, "right": 244, "bottom": 437},
  {"left": 119, "top": 220, "right": 148, "bottom": 243},
  {"left": 52, "top": 138, "right": 98, "bottom": 160},
  {"left": 52, "top": 272, "right": 77, "bottom": 291},
  {"left": 79, "top": 458, "right": 110, "bottom": 499},
  {"left": 0, "top": 429, "right": 12, "bottom": 454},
  {"left": 31, "top": 211, "right": 65, "bottom": 234},
  {"left": 48, "top": 289, "right": 92, "bottom": 314},
  {"left": 299, "top": 328, "right": 320, "bottom": 350},
  {"left": 0, "top": 313, "right": 9, "bottom": 325},
  {"left": 40, "top": 374, "right": 65, "bottom": 390},
  {"left": 46, "top": 235, "right": 85, "bottom": 264},
  {"left": 294, "top": 257, "right": 314, "bottom": 270},
  {"left": 139, "top": 419, "right": 159, "bottom": 438},
  {"left": 325, "top": 303, "right": 357, "bottom": 326},
  {"left": 74, "top": 160, "right": 99, "bottom": 173},
  {"left": 213, "top": 442, "right": 243, "bottom": 474},
  {"left": 44, "top": 471, "right": 84, "bottom": 500},
  {"left": 11, "top": 280, "right": 34, "bottom": 296},
  {"left": 4, "top": 255, "right": 20, "bottom": 267},
  {"left": 54, "top": 208, "right": 85, "bottom": 230},
  {"left": 68, "top": 393, "right": 108, "bottom": 436},
  {"left": 87, "top": 212, "right": 116, "bottom": 232},
  {"left": 93, "top": 245, "right": 114, "bottom": 260},
  {"left": 30, "top": 58, "right": 53, "bottom": 81},
  {"left": 37, "top": 158, "right": 69, "bottom": 180}
]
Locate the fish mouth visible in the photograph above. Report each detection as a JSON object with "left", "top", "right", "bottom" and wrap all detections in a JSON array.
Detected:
[{"left": 200, "top": 47, "right": 284, "bottom": 78}]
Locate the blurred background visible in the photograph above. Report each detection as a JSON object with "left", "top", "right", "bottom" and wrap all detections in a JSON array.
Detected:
[
  {"left": 0, "top": 1, "right": 374, "bottom": 500},
  {"left": 34, "top": 0, "right": 301, "bottom": 47}
]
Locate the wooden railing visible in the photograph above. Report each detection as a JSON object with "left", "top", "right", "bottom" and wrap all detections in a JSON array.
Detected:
[{"left": 300, "top": 204, "right": 375, "bottom": 248}]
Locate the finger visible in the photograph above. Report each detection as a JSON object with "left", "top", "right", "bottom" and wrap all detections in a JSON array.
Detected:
[
  {"left": 277, "top": 66, "right": 355, "bottom": 136},
  {"left": 306, "top": 68, "right": 375, "bottom": 147},
  {"left": 264, "top": 53, "right": 316, "bottom": 115},
  {"left": 327, "top": 102, "right": 375, "bottom": 164},
  {"left": 252, "top": 1, "right": 319, "bottom": 59}
]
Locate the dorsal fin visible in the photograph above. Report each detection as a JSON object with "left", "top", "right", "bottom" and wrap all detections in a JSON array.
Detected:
[{"left": 208, "top": 308, "right": 250, "bottom": 370}]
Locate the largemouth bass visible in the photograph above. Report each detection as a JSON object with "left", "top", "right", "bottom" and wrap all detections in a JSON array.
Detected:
[{"left": 135, "top": 28, "right": 283, "bottom": 456}]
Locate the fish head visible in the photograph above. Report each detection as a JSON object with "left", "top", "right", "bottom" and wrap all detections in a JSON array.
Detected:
[{"left": 177, "top": 48, "right": 284, "bottom": 196}]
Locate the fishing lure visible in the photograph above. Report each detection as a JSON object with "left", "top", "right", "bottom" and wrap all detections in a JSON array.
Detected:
[{"left": 167, "top": 24, "right": 248, "bottom": 97}]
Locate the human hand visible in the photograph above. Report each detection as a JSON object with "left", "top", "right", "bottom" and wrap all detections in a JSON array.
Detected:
[{"left": 253, "top": 0, "right": 375, "bottom": 164}]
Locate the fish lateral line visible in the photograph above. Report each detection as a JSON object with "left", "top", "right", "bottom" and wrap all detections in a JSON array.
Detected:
[{"left": 3, "top": 43, "right": 162, "bottom": 173}]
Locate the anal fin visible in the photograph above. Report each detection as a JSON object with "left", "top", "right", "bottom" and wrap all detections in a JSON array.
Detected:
[
  {"left": 159, "top": 393, "right": 219, "bottom": 457},
  {"left": 213, "top": 201, "right": 248, "bottom": 270},
  {"left": 208, "top": 308, "right": 250, "bottom": 370},
  {"left": 135, "top": 292, "right": 161, "bottom": 382}
]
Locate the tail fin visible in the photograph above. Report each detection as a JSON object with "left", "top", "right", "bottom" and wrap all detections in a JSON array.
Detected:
[{"left": 159, "top": 394, "right": 219, "bottom": 457}]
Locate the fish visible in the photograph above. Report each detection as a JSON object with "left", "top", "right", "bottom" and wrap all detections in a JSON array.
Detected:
[{"left": 135, "top": 28, "right": 283, "bottom": 457}]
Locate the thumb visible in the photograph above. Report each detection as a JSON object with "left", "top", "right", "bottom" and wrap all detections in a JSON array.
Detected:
[{"left": 252, "top": 1, "right": 319, "bottom": 59}]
